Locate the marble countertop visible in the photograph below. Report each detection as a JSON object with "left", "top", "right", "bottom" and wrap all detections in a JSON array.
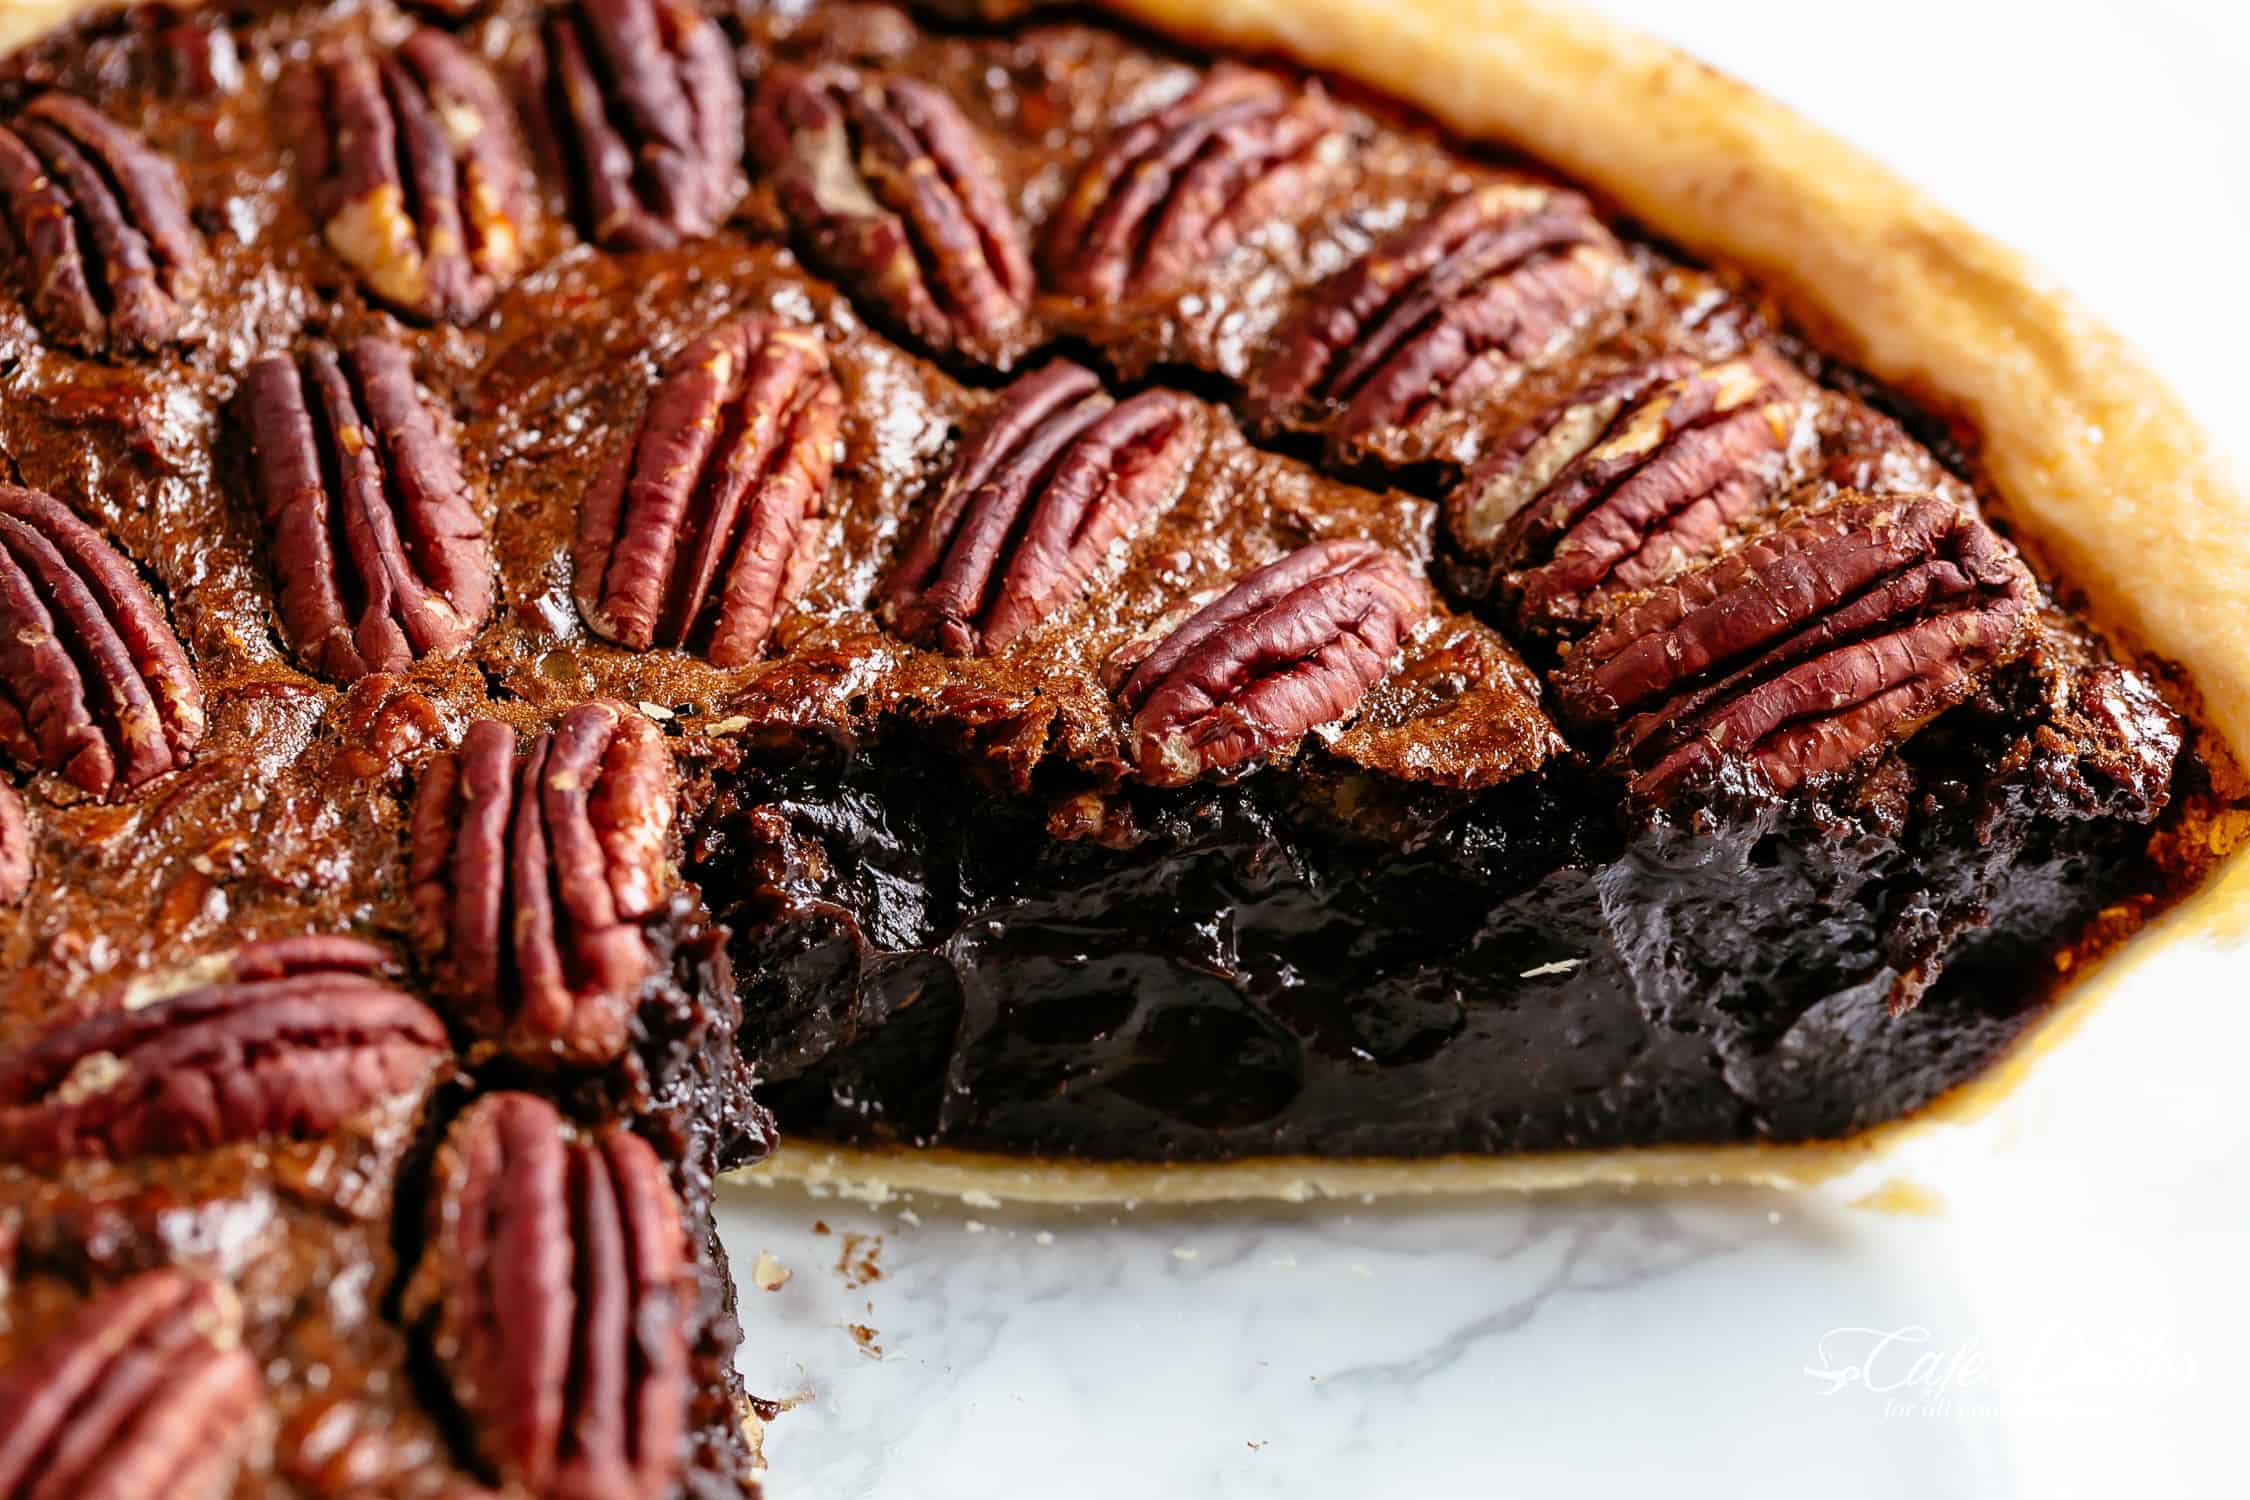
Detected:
[{"left": 716, "top": 3, "right": 2250, "bottom": 1496}]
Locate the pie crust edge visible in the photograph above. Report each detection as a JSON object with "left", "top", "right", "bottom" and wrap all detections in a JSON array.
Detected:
[{"left": 6, "top": 0, "right": 2246, "bottom": 1201}]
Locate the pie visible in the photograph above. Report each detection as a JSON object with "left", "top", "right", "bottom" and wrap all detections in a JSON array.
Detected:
[{"left": 0, "top": 0, "right": 2243, "bottom": 1494}]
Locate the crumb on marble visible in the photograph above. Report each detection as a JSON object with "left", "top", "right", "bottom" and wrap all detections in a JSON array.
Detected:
[
  {"left": 835, "top": 1231, "right": 884, "bottom": 1288},
  {"left": 751, "top": 1249, "right": 792, "bottom": 1292}
]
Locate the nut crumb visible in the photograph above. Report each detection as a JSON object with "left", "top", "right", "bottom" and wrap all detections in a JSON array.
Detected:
[{"left": 750, "top": 1250, "right": 790, "bottom": 1292}]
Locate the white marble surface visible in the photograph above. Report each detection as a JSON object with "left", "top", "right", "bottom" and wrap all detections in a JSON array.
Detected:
[{"left": 716, "top": 4, "right": 2250, "bottom": 1496}]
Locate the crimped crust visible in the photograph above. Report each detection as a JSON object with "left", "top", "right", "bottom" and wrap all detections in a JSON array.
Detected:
[{"left": 6, "top": 0, "right": 2246, "bottom": 1204}]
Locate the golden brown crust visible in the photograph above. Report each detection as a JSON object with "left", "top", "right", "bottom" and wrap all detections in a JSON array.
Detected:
[{"left": 10, "top": 0, "right": 2247, "bottom": 1203}]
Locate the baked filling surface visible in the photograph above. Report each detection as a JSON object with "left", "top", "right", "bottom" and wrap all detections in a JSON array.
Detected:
[{"left": 0, "top": 0, "right": 2243, "bottom": 1494}]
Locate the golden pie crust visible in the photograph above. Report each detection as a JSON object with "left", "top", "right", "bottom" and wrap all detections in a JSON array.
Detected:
[{"left": 7, "top": 0, "right": 2247, "bottom": 1204}]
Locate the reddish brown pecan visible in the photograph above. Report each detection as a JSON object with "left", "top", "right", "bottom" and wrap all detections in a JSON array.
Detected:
[
  {"left": 1455, "top": 353, "right": 1812, "bottom": 629},
  {"left": 155, "top": 16, "right": 244, "bottom": 99},
  {"left": 406, "top": 1091, "right": 690, "bottom": 1500},
  {"left": 888, "top": 362, "right": 1200, "bottom": 656},
  {"left": 0, "top": 485, "right": 203, "bottom": 798},
  {"left": 1042, "top": 64, "right": 1343, "bottom": 305},
  {"left": 527, "top": 0, "right": 744, "bottom": 250},
  {"left": 1558, "top": 494, "right": 2035, "bottom": 801},
  {"left": 0, "top": 1270, "right": 262, "bottom": 1500},
  {"left": 750, "top": 64, "right": 1033, "bottom": 365},
  {"left": 408, "top": 702, "right": 677, "bottom": 1065},
  {"left": 576, "top": 317, "right": 840, "bottom": 666},
  {"left": 241, "top": 336, "right": 493, "bottom": 682},
  {"left": 288, "top": 28, "right": 530, "bottom": 323},
  {"left": 1251, "top": 184, "right": 1630, "bottom": 451},
  {"left": 1109, "top": 539, "right": 1430, "bottom": 786},
  {"left": 0, "top": 781, "right": 26, "bottom": 904},
  {"left": 0, "top": 934, "right": 448, "bottom": 1163},
  {"left": 0, "top": 93, "right": 205, "bottom": 354}
]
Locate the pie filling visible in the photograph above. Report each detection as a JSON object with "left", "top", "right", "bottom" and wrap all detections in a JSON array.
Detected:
[{"left": 0, "top": 0, "right": 2229, "bottom": 1494}]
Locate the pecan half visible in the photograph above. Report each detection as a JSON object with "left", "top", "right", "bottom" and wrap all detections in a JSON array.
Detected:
[
  {"left": 408, "top": 702, "right": 677, "bottom": 1065},
  {"left": 407, "top": 1092, "right": 689, "bottom": 1500},
  {"left": 0, "top": 1271, "right": 261, "bottom": 1500},
  {"left": 575, "top": 317, "right": 839, "bottom": 666},
  {"left": 0, "top": 782, "right": 25, "bottom": 904},
  {"left": 0, "top": 485, "right": 203, "bottom": 798},
  {"left": 0, "top": 935, "right": 448, "bottom": 1163},
  {"left": 290, "top": 29, "right": 530, "bottom": 322},
  {"left": 1250, "top": 184, "right": 1629, "bottom": 451},
  {"left": 888, "top": 362, "right": 1200, "bottom": 655},
  {"left": 527, "top": 0, "right": 744, "bottom": 250},
  {"left": 1457, "top": 353, "right": 1812, "bottom": 629},
  {"left": 1109, "top": 539, "right": 1430, "bottom": 785},
  {"left": 1557, "top": 494, "right": 2036, "bottom": 800},
  {"left": 0, "top": 93, "right": 205, "bottom": 353},
  {"left": 1041, "top": 65, "right": 1343, "bottom": 304},
  {"left": 241, "top": 335, "right": 492, "bottom": 682},
  {"left": 750, "top": 64, "right": 1032, "bottom": 365}
]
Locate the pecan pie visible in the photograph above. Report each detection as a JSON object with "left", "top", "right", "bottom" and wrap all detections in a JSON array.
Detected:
[{"left": 0, "top": 0, "right": 2245, "bottom": 1494}]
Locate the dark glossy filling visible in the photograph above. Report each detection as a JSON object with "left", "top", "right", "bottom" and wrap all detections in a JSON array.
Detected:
[{"left": 710, "top": 641, "right": 2183, "bottom": 1161}]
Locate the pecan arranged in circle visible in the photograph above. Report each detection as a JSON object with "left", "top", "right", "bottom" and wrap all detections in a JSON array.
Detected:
[
  {"left": 1108, "top": 539, "right": 1430, "bottom": 785},
  {"left": 408, "top": 702, "right": 677, "bottom": 1065},
  {"left": 1251, "top": 184, "right": 1629, "bottom": 452},
  {"left": 0, "top": 934, "right": 448, "bottom": 1164},
  {"left": 0, "top": 485, "right": 203, "bottom": 798},
  {"left": 406, "top": 1091, "right": 689, "bottom": 1500},
  {"left": 1042, "top": 64, "right": 1343, "bottom": 305},
  {"left": 0, "top": 1270, "right": 261, "bottom": 1500},
  {"left": 750, "top": 64, "right": 1033, "bottom": 366},
  {"left": 527, "top": 0, "right": 744, "bottom": 250},
  {"left": 288, "top": 28, "right": 530, "bottom": 323},
  {"left": 1457, "top": 353, "right": 1811, "bottom": 629},
  {"left": 888, "top": 362, "right": 1200, "bottom": 656},
  {"left": 0, "top": 782, "right": 26, "bottom": 905},
  {"left": 0, "top": 93, "right": 205, "bottom": 354},
  {"left": 575, "top": 317, "right": 840, "bottom": 666},
  {"left": 1557, "top": 494, "right": 2035, "bottom": 800},
  {"left": 241, "top": 335, "right": 492, "bottom": 683}
]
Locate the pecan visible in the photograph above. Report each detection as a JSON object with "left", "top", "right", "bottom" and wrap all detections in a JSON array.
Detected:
[
  {"left": 575, "top": 317, "right": 840, "bottom": 666},
  {"left": 1109, "top": 539, "right": 1430, "bottom": 785},
  {"left": 0, "top": 1271, "right": 261, "bottom": 1500},
  {"left": 289, "top": 28, "right": 531, "bottom": 323},
  {"left": 1041, "top": 64, "right": 1343, "bottom": 304},
  {"left": 1557, "top": 495, "right": 2036, "bottom": 800},
  {"left": 0, "top": 782, "right": 25, "bottom": 904},
  {"left": 750, "top": 64, "right": 1033, "bottom": 365},
  {"left": 155, "top": 17, "right": 242, "bottom": 99},
  {"left": 241, "top": 335, "right": 492, "bottom": 682},
  {"left": 407, "top": 1092, "right": 689, "bottom": 1500},
  {"left": 1458, "top": 353, "right": 1812, "bottom": 628},
  {"left": 527, "top": 0, "right": 745, "bottom": 250},
  {"left": 408, "top": 702, "right": 677, "bottom": 1065},
  {"left": 888, "top": 362, "right": 1200, "bottom": 655},
  {"left": 0, "top": 934, "right": 448, "bottom": 1163},
  {"left": 0, "top": 485, "right": 203, "bottom": 797},
  {"left": 0, "top": 93, "right": 205, "bottom": 353},
  {"left": 1251, "top": 184, "right": 1629, "bottom": 451}
]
